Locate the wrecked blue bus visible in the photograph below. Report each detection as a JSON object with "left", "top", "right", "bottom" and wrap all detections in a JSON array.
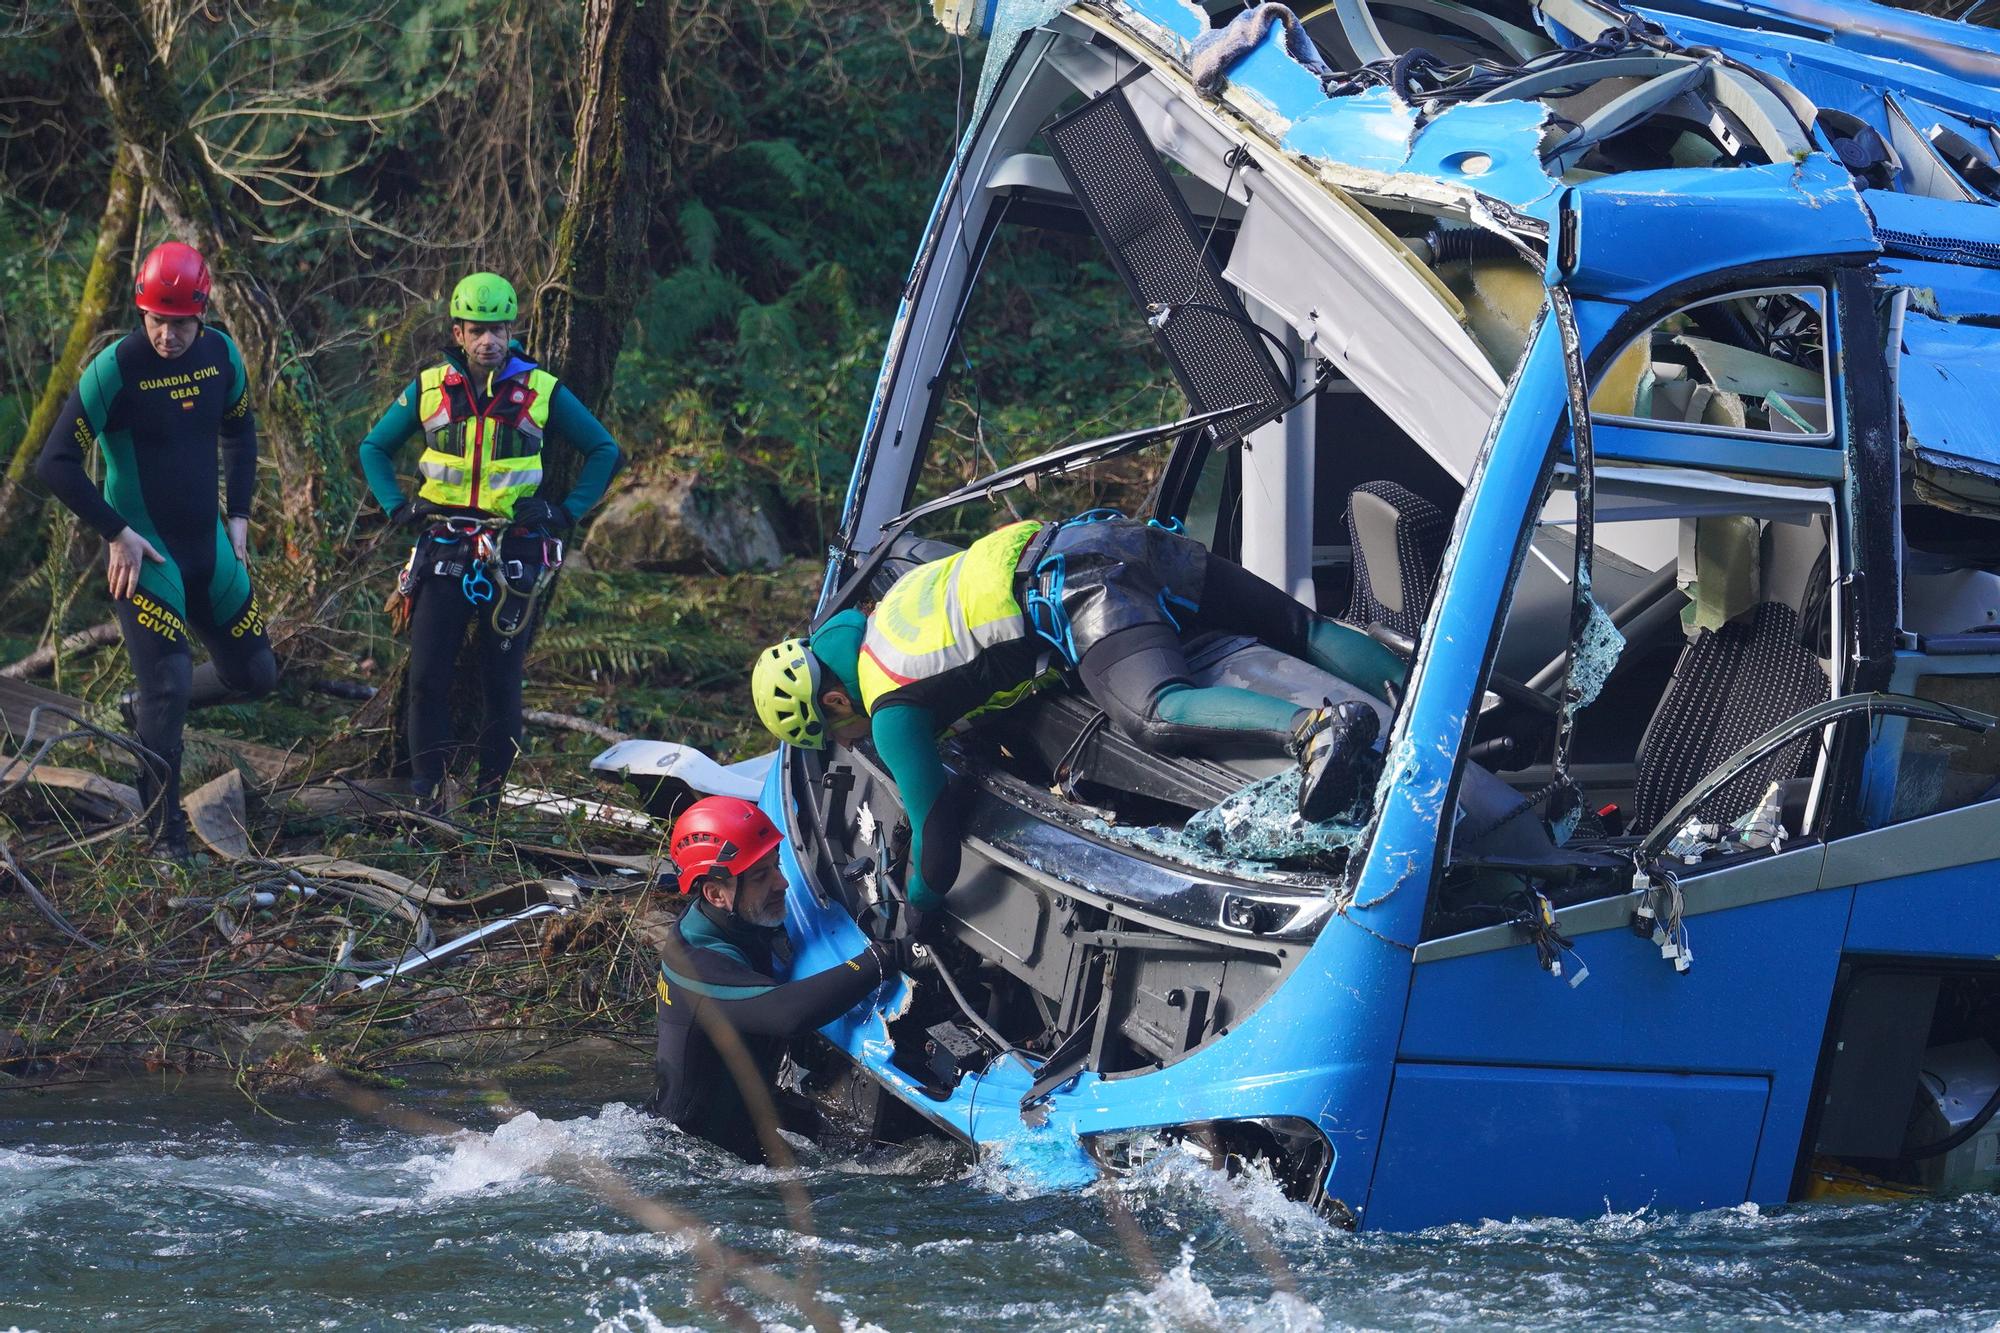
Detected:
[{"left": 760, "top": 0, "right": 2000, "bottom": 1227}]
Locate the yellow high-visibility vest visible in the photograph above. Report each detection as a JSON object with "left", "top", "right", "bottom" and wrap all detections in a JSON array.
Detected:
[
  {"left": 414, "top": 362, "right": 559, "bottom": 518},
  {"left": 857, "top": 520, "right": 1046, "bottom": 714}
]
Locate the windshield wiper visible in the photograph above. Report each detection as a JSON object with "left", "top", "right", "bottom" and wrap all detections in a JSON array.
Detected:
[{"left": 813, "top": 400, "right": 1252, "bottom": 630}]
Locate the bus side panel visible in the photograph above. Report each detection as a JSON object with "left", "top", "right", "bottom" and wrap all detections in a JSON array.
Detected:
[
  {"left": 1367, "top": 1063, "right": 1770, "bottom": 1230},
  {"left": 1390, "top": 889, "right": 1852, "bottom": 1215}
]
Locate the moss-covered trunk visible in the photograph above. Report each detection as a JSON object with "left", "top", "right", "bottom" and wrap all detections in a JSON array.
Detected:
[
  {"left": 528, "top": 0, "right": 670, "bottom": 500},
  {"left": 69, "top": 0, "right": 356, "bottom": 607},
  {"left": 0, "top": 143, "right": 140, "bottom": 543}
]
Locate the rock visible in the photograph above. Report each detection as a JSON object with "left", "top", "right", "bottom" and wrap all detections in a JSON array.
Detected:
[{"left": 586, "top": 470, "right": 783, "bottom": 573}]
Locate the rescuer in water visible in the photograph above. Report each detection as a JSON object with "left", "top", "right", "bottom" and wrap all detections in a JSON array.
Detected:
[{"left": 650, "top": 796, "right": 914, "bottom": 1162}]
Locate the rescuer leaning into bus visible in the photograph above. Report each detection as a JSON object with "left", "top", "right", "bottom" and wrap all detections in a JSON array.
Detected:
[{"left": 750, "top": 513, "right": 1407, "bottom": 925}]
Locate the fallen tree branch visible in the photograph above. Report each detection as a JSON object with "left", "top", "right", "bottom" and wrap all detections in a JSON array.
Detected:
[
  {"left": 524, "top": 709, "right": 628, "bottom": 743},
  {"left": 1, "top": 621, "right": 121, "bottom": 680}
]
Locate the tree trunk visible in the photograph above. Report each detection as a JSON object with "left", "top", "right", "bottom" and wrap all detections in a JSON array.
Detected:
[
  {"left": 0, "top": 142, "right": 140, "bottom": 539},
  {"left": 69, "top": 0, "right": 356, "bottom": 600},
  {"left": 528, "top": 0, "right": 670, "bottom": 499}
]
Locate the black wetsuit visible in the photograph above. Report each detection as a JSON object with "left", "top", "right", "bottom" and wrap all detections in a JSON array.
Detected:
[
  {"left": 36, "top": 326, "right": 277, "bottom": 833},
  {"left": 650, "top": 900, "right": 887, "bottom": 1163},
  {"left": 401, "top": 527, "right": 551, "bottom": 803}
]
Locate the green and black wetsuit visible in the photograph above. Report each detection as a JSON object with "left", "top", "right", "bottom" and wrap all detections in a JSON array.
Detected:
[
  {"left": 356, "top": 345, "right": 620, "bottom": 802},
  {"left": 37, "top": 326, "right": 277, "bottom": 834},
  {"left": 650, "top": 900, "right": 886, "bottom": 1163}
]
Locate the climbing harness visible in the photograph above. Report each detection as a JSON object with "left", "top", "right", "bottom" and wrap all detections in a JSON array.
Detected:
[
  {"left": 392, "top": 514, "right": 560, "bottom": 645},
  {"left": 489, "top": 532, "right": 563, "bottom": 650},
  {"left": 1155, "top": 587, "right": 1197, "bottom": 633},
  {"left": 1024, "top": 552, "right": 1077, "bottom": 664},
  {"left": 1023, "top": 508, "right": 1129, "bottom": 665}
]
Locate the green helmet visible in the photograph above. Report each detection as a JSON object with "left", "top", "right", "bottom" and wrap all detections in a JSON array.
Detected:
[
  {"left": 753, "top": 637, "right": 825, "bottom": 749},
  {"left": 450, "top": 272, "right": 517, "bottom": 323}
]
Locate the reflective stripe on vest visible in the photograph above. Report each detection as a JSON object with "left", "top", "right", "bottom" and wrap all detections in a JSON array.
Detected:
[
  {"left": 414, "top": 363, "right": 559, "bottom": 518},
  {"left": 857, "top": 520, "right": 1044, "bottom": 714}
]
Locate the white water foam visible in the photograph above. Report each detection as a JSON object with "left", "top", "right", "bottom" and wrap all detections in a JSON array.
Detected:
[
  {"left": 963, "top": 1127, "right": 1098, "bottom": 1198},
  {"left": 535, "top": 1228, "right": 695, "bottom": 1263},
  {"left": 0, "top": 1147, "right": 79, "bottom": 1172},
  {"left": 404, "top": 1102, "right": 654, "bottom": 1202},
  {"left": 1110, "top": 1245, "right": 1328, "bottom": 1333},
  {"left": 584, "top": 1277, "right": 893, "bottom": 1333},
  {"left": 1098, "top": 1135, "right": 1337, "bottom": 1245}
]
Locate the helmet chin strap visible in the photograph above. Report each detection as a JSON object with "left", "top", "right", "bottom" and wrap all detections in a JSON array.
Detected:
[{"left": 698, "top": 876, "right": 764, "bottom": 933}]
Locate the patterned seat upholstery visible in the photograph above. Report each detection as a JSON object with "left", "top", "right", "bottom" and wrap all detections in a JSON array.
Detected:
[
  {"left": 1344, "top": 481, "right": 1449, "bottom": 642},
  {"left": 1631, "top": 601, "right": 1831, "bottom": 832}
]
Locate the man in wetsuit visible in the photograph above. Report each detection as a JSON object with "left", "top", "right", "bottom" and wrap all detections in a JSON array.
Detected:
[
  {"left": 752, "top": 513, "right": 1406, "bottom": 917},
  {"left": 650, "top": 796, "right": 911, "bottom": 1162},
  {"left": 356, "top": 272, "right": 620, "bottom": 814},
  {"left": 37, "top": 241, "right": 278, "bottom": 860}
]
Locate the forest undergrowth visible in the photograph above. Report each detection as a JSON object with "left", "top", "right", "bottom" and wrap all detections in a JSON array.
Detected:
[{"left": 0, "top": 559, "right": 820, "bottom": 1092}]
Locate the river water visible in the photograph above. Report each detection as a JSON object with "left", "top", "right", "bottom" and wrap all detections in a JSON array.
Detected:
[{"left": 7, "top": 1069, "right": 2000, "bottom": 1332}]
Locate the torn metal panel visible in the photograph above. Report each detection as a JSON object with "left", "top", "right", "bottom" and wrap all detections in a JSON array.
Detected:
[
  {"left": 1290, "top": 96, "right": 1558, "bottom": 210},
  {"left": 1628, "top": 0, "right": 2000, "bottom": 91},
  {"left": 1222, "top": 173, "right": 1507, "bottom": 478},
  {"left": 1194, "top": 2, "right": 1347, "bottom": 117},
  {"left": 1562, "top": 156, "right": 1877, "bottom": 302},
  {"left": 1900, "top": 311, "right": 2000, "bottom": 516},
  {"left": 1866, "top": 190, "right": 2000, "bottom": 270},
  {"left": 1876, "top": 258, "right": 2000, "bottom": 320}
]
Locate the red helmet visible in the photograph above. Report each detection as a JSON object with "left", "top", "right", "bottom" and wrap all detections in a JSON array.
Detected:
[
  {"left": 134, "top": 241, "right": 211, "bottom": 318},
  {"left": 669, "top": 796, "right": 783, "bottom": 890}
]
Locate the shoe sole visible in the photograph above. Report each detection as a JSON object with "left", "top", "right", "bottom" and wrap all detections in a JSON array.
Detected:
[{"left": 1299, "top": 707, "right": 1382, "bottom": 823}]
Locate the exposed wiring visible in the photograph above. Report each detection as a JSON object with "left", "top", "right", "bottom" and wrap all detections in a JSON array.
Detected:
[{"left": 917, "top": 940, "right": 1036, "bottom": 1075}]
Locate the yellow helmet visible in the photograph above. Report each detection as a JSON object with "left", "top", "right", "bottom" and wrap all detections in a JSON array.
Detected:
[{"left": 752, "top": 637, "right": 825, "bottom": 748}]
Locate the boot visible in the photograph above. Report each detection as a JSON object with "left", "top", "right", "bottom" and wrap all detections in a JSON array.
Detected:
[
  {"left": 463, "top": 779, "right": 502, "bottom": 822},
  {"left": 135, "top": 769, "right": 192, "bottom": 863},
  {"left": 1292, "top": 698, "right": 1381, "bottom": 823},
  {"left": 408, "top": 779, "right": 447, "bottom": 821},
  {"left": 153, "top": 810, "right": 193, "bottom": 865}
]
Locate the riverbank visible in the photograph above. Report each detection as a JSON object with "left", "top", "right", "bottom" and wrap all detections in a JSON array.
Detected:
[{"left": 0, "top": 561, "right": 821, "bottom": 1091}]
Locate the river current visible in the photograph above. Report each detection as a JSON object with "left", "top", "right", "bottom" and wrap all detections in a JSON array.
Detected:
[{"left": 6, "top": 1070, "right": 2000, "bottom": 1331}]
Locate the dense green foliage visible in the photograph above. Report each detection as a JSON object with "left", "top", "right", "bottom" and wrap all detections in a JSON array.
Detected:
[
  {"left": 2, "top": 0, "right": 1180, "bottom": 534},
  {"left": 2, "top": 1, "right": 955, "bottom": 522},
  {"left": 0, "top": 0, "right": 1181, "bottom": 745}
]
